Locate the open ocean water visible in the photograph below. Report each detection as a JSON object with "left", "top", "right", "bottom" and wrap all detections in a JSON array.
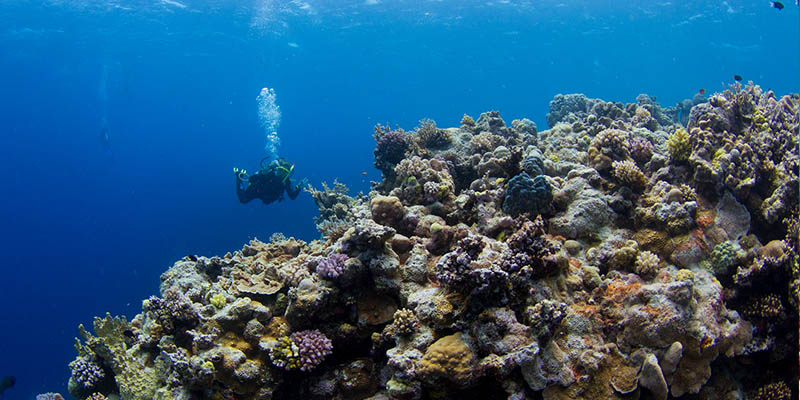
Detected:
[{"left": 0, "top": 0, "right": 797, "bottom": 398}]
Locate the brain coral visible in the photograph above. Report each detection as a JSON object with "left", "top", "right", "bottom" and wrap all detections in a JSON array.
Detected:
[{"left": 418, "top": 333, "right": 476, "bottom": 386}]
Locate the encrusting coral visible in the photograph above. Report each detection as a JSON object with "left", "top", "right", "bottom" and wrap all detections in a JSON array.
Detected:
[{"left": 63, "top": 84, "right": 798, "bottom": 400}]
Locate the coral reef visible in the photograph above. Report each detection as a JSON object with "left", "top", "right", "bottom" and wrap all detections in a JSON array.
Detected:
[
  {"left": 315, "top": 253, "right": 348, "bottom": 280},
  {"left": 305, "top": 180, "right": 362, "bottom": 241},
  {"left": 36, "top": 394, "right": 65, "bottom": 400},
  {"left": 502, "top": 172, "right": 553, "bottom": 217},
  {"left": 373, "top": 124, "right": 409, "bottom": 178},
  {"left": 270, "top": 329, "right": 333, "bottom": 372},
  {"left": 64, "top": 85, "right": 798, "bottom": 400}
]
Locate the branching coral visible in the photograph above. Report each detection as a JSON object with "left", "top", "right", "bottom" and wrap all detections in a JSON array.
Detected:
[
  {"left": 752, "top": 382, "right": 792, "bottom": 400},
  {"left": 68, "top": 356, "right": 105, "bottom": 389},
  {"left": 315, "top": 253, "right": 348, "bottom": 280},
  {"left": 73, "top": 314, "right": 158, "bottom": 400},
  {"left": 62, "top": 94, "right": 796, "bottom": 400},
  {"left": 634, "top": 250, "right": 660, "bottom": 277},
  {"left": 386, "top": 308, "right": 419, "bottom": 337},
  {"left": 269, "top": 336, "right": 302, "bottom": 370},
  {"left": 586, "top": 128, "right": 632, "bottom": 171},
  {"left": 666, "top": 127, "right": 691, "bottom": 164},
  {"left": 415, "top": 118, "right": 451, "bottom": 149},
  {"left": 306, "top": 180, "right": 359, "bottom": 240},
  {"left": 741, "top": 293, "right": 784, "bottom": 319},
  {"left": 436, "top": 235, "right": 485, "bottom": 288},
  {"left": 374, "top": 124, "right": 409, "bottom": 175},
  {"left": 630, "top": 136, "right": 654, "bottom": 165},
  {"left": 290, "top": 329, "right": 333, "bottom": 372},
  {"left": 612, "top": 160, "right": 647, "bottom": 189},
  {"left": 391, "top": 156, "right": 455, "bottom": 207},
  {"left": 687, "top": 83, "right": 798, "bottom": 227},
  {"left": 501, "top": 216, "right": 563, "bottom": 280}
]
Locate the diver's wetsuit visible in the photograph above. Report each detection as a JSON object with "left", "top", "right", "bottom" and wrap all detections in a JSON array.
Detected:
[{"left": 236, "top": 166, "right": 302, "bottom": 204}]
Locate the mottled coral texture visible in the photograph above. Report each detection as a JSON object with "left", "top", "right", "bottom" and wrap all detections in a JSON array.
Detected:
[{"left": 62, "top": 85, "right": 797, "bottom": 400}]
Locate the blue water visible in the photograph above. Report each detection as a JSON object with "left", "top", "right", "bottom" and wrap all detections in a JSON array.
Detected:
[{"left": 0, "top": 1, "right": 797, "bottom": 398}]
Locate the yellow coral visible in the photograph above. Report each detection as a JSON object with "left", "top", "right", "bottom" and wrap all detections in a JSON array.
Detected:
[
  {"left": 418, "top": 333, "right": 475, "bottom": 385},
  {"left": 76, "top": 314, "right": 158, "bottom": 400},
  {"left": 612, "top": 160, "right": 647, "bottom": 189},
  {"left": 675, "top": 269, "right": 695, "bottom": 282},
  {"left": 201, "top": 360, "right": 215, "bottom": 371},
  {"left": 667, "top": 128, "right": 691, "bottom": 163},
  {"left": 209, "top": 293, "right": 227, "bottom": 309},
  {"left": 751, "top": 109, "right": 768, "bottom": 133},
  {"left": 496, "top": 231, "right": 507, "bottom": 242},
  {"left": 269, "top": 336, "right": 301, "bottom": 370}
]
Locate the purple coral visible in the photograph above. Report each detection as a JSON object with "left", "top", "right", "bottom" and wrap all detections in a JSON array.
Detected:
[
  {"left": 143, "top": 288, "right": 198, "bottom": 334},
  {"left": 469, "top": 265, "right": 510, "bottom": 298},
  {"left": 290, "top": 329, "right": 333, "bottom": 372},
  {"left": 69, "top": 356, "right": 105, "bottom": 388},
  {"left": 374, "top": 127, "right": 409, "bottom": 173},
  {"left": 436, "top": 236, "right": 485, "bottom": 287},
  {"left": 315, "top": 253, "right": 348, "bottom": 279},
  {"left": 630, "top": 136, "right": 654, "bottom": 164},
  {"left": 502, "top": 217, "right": 561, "bottom": 279}
]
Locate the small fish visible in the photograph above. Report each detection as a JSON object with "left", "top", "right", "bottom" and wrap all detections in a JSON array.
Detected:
[
  {"left": 698, "top": 88, "right": 706, "bottom": 95},
  {"left": 0, "top": 376, "right": 15, "bottom": 395},
  {"left": 361, "top": 171, "right": 368, "bottom": 175},
  {"left": 770, "top": 1, "right": 784, "bottom": 9},
  {"left": 733, "top": 75, "right": 743, "bottom": 81}
]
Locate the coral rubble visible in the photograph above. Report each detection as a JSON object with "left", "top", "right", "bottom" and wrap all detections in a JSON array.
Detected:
[{"left": 66, "top": 84, "right": 798, "bottom": 400}]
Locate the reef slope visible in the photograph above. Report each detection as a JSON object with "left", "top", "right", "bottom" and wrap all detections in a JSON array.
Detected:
[{"left": 64, "top": 83, "right": 798, "bottom": 400}]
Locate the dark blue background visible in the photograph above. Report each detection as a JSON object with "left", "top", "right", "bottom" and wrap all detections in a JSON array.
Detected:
[{"left": 0, "top": 0, "right": 797, "bottom": 398}]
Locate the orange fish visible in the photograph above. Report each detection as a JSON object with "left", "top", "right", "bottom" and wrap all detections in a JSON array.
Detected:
[
  {"left": 361, "top": 171, "right": 367, "bottom": 175},
  {"left": 698, "top": 88, "right": 705, "bottom": 95}
]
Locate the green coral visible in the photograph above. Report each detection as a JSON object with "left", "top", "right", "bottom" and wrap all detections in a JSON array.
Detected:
[
  {"left": 269, "top": 336, "right": 301, "bottom": 370},
  {"left": 75, "top": 313, "right": 158, "bottom": 400},
  {"left": 667, "top": 128, "right": 691, "bottom": 164},
  {"left": 710, "top": 241, "right": 738, "bottom": 275},
  {"left": 209, "top": 293, "right": 227, "bottom": 309}
]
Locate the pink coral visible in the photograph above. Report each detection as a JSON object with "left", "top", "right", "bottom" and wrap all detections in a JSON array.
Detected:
[{"left": 290, "top": 329, "right": 333, "bottom": 372}]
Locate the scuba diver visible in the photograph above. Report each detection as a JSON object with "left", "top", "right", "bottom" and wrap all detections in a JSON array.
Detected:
[{"left": 234, "top": 157, "right": 307, "bottom": 204}]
